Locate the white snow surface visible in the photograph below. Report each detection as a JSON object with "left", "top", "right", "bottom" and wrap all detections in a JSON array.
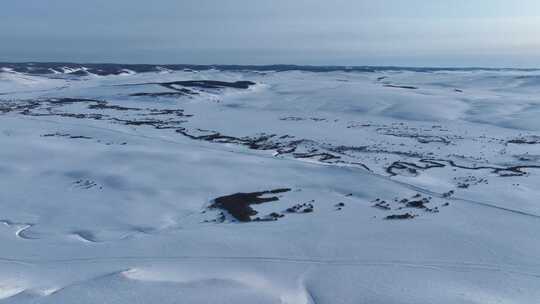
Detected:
[{"left": 1, "top": 68, "right": 540, "bottom": 303}]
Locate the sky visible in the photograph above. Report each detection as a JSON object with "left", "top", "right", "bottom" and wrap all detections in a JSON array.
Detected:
[{"left": 1, "top": 0, "right": 539, "bottom": 67}]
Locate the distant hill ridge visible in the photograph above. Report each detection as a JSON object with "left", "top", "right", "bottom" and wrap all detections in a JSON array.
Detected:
[{"left": 1, "top": 62, "right": 538, "bottom": 76}]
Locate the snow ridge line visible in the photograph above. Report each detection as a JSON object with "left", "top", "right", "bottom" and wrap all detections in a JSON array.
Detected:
[{"left": 1, "top": 256, "right": 539, "bottom": 277}]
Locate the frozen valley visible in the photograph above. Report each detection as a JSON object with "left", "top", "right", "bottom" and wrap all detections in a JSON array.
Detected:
[{"left": 1, "top": 63, "right": 540, "bottom": 303}]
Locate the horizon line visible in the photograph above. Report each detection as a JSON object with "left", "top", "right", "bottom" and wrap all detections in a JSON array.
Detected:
[{"left": 1, "top": 61, "right": 539, "bottom": 71}]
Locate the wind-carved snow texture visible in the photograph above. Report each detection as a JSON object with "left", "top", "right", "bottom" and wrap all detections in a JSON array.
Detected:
[{"left": 1, "top": 63, "right": 540, "bottom": 303}]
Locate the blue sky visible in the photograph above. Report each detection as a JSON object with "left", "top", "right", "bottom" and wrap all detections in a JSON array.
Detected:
[{"left": 1, "top": 0, "right": 539, "bottom": 67}]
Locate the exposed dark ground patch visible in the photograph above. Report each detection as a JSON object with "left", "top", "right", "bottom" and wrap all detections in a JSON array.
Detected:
[
  {"left": 42, "top": 132, "right": 93, "bottom": 140},
  {"left": 507, "top": 136, "right": 540, "bottom": 145},
  {"left": 87, "top": 103, "right": 141, "bottom": 111},
  {"left": 454, "top": 175, "right": 488, "bottom": 189},
  {"left": 383, "top": 84, "right": 418, "bottom": 90},
  {"left": 161, "top": 80, "right": 256, "bottom": 90},
  {"left": 285, "top": 202, "right": 315, "bottom": 214},
  {"left": 385, "top": 213, "right": 416, "bottom": 220},
  {"left": 250, "top": 200, "right": 316, "bottom": 222},
  {"left": 130, "top": 91, "right": 196, "bottom": 98},
  {"left": 73, "top": 179, "right": 101, "bottom": 190},
  {"left": 373, "top": 199, "right": 391, "bottom": 210},
  {"left": 399, "top": 195, "right": 438, "bottom": 212},
  {"left": 334, "top": 202, "right": 345, "bottom": 211},
  {"left": 209, "top": 188, "right": 291, "bottom": 222},
  {"left": 122, "top": 80, "right": 256, "bottom": 98},
  {"left": 372, "top": 193, "right": 447, "bottom": 219}
]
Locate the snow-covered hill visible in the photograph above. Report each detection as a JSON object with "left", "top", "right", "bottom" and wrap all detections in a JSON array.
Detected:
[{"left": 1, "top": 64, "right": 539, "bottom": 303}]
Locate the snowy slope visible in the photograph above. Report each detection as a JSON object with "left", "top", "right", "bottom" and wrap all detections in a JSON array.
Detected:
[{"left": 1, "top": 65, "right": 539, "bottom": 303}]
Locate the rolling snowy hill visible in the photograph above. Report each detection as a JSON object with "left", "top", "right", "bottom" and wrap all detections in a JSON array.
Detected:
[{"left": 1, "top": 64, "right": 540, "bottom": 303}]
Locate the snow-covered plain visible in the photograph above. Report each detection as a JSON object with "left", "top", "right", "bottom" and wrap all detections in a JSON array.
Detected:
[{"left": 1, "top": 64, "right": 540, "bottom": 303}]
